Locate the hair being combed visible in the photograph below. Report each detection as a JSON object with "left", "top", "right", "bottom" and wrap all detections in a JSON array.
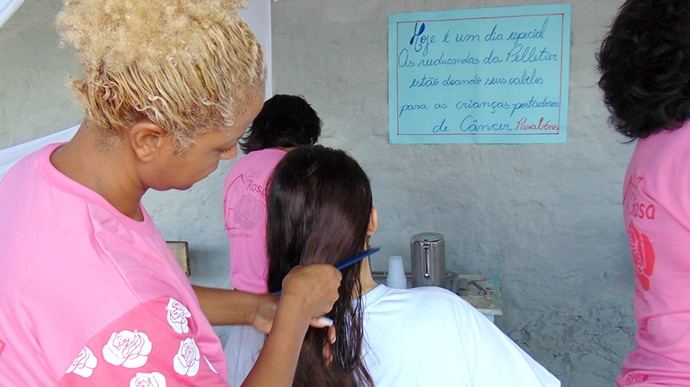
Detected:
[
  {"left": 266, "top": 146, "right": 374, "bottom": 387},
  {"left": 597, "top": 0, "right": 690, "bottom": 139},
  {"left": 56, "top": 0, "right": 265, "bottom": 148}
]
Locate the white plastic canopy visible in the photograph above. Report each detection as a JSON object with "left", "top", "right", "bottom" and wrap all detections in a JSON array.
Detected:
[{"left": 0, "top": 0, "right": 24, "bottom": 29}]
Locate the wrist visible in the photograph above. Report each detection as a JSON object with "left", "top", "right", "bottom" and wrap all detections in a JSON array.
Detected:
[{"left": 276, "top": 292, "right": 313, "bottom": 322}]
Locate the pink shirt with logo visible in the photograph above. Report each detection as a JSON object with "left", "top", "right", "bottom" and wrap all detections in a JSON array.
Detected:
[
  {"left": 0, "top": 144, "right": 229, "bottom": 386},
  {"left": 617, "top": 124, "right": 690, "bottom": 385},
  {"left": 223, "top": 148, "right": 286, "bottom": 293}
]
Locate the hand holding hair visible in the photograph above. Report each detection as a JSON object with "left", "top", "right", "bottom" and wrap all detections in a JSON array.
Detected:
[{"left": 280, "top": 264, "right": 342, "bottom": 321}]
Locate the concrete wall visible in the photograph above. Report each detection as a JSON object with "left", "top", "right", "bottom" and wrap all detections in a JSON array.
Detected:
[
  {"left": 0, "top": 1, "right": 633, "bottom": 386},
  {"left": 0, "top": 0, "right": 82, "bottom": 145}
]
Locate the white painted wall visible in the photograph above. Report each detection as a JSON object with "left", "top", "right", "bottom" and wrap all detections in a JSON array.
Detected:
[{"left": 0, "top": 1, "right": 634, "bottom": 386}]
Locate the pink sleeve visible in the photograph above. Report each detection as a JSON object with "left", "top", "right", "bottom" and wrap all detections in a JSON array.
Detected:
[{"left": 58, "top": 297, "right": 230, "bottom": 386}]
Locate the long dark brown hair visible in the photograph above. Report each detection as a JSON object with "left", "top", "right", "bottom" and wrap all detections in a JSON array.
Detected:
[{"left": 266, "top": 145, "right": 374, "bottom": 387}]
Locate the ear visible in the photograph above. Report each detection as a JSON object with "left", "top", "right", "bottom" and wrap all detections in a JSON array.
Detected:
[
  {"left": 367, "top": 207, "right": 378, "bottom": 236},
  {"left": 130, "top": 121, "right": 168, "bottom": 162}
]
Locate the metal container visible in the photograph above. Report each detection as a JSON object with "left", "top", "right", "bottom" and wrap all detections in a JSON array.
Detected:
[{"left": 410, "top": 232, "right": 446, "bottom": 288}]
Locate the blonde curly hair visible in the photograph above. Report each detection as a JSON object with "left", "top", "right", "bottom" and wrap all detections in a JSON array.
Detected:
[{"left": 56, "top": 0, "right": 265, "bottom": 149}]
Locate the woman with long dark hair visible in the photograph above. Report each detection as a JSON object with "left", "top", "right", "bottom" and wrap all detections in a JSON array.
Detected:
[{"left": 263, "top": 145, "right": 560, "bottom": 386}]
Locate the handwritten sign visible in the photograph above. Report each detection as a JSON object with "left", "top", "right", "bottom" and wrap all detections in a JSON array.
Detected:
[{"left": 388, "top": 4, "right": 571, "bottom": 144}]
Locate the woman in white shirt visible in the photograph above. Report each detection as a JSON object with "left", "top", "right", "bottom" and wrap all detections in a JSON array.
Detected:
[{"left": 262, "top": 145, "right": 561, "bottom": 387}]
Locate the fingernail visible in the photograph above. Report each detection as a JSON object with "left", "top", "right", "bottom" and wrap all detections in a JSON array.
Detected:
[{"left": 318, "top": 316, "right": 333, "bottom": 326}]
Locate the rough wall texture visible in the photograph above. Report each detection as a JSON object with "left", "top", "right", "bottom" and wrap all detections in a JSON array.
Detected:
[{"left": 1, "top": 0, "right": 635, "bottom": 386}]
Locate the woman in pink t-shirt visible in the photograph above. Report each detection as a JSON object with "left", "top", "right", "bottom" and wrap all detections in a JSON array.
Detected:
[
  {"left": 598, "top": 1, "right": 690, "bottom": 384},
  {"left": 224, "top": 94, "right": 322, "bottom": 295},
  {"left": 0, "top": 0, "right": 340, "bottom": 385},
  {"left": 223, "top": 94, "right": 322, "bottom": 385}
]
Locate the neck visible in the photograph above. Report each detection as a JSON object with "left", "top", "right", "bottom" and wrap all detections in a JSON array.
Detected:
[
  {"left": 50, "top": 123, "right": 146, "bottom": 220},
  {"left": 358, "top": 258, "right": 380, "bottom": 295}
]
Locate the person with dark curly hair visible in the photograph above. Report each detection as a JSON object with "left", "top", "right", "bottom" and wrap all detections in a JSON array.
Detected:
[
  {"left": 222, "top": 94, "right": 321, "bottom": 385},
  {"left": 597, "top": 0, "right": 690, "bottom": 384},
  {"left": 224, "top": 94, "right": 322, "bottom": 295}
]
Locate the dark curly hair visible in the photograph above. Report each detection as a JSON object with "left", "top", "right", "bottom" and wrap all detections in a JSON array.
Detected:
[
  {"left": 597, "top": 0, "right": 690, "bottom": 139},
  {"left": 266, "top": 146, "right": 374, "bottom": 387},
  {"left": 239, "top": 94, "right": 322, "bottom": 154}
]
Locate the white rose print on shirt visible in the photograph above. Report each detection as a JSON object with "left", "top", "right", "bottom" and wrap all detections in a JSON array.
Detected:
[
  {"left": 173, "top": 338, "right": 200, "bottom": 376},
  {"left": 166, "top": 298, "right": 191, "bottom": 334},
  {"left": 129, "top": 371, "right": 166, "bottom": 387},
  {"left": 102, "top": 329, "right": 152, "bottom": 368},
  {"left": 66, "top": 346, "right": 97, "bottom": 378}
]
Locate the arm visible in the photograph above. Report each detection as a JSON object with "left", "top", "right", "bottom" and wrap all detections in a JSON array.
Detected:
[
  {"left": 241, "top": 264, "right": 341, "bottom": 387},
  {"left": 58, "top": 297, "right": 233, "bottom": 387},
  {"left": 192, "top": 285, "right": 277, "bottom": 333}
]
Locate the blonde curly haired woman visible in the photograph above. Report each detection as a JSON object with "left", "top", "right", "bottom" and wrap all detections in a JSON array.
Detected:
[{"left": 0, "top": 0, "right": 340, "bottom": 385}]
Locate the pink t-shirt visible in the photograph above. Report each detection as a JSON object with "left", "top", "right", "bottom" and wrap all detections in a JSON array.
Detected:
[
  {"left": 0, "top": 144, "right": 229, "bottom": 386},
  {"left": 58, "top": 297, "right": 227, "bottom": 386},
  {"left": 223, "top": 148, "right": 286, "bottom": 293},
  {"left": 617, "top": 125, "right": 690, "bottom": 385}
]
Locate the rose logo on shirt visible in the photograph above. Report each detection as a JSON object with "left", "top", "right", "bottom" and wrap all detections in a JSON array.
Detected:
[
  {"left": 102, "top": 330, "right": 152, "bottom": 368},
  {"left": 66, "top": 346, "right": 97, "bottom": 378},
  {"left": 627, "top": 221, "right": 656, "bottom": 291},
  {"left": 166, "top": 298, "right": 191, "bottom": 334},
  {"left": 173, "top": 338, "right": 200, "bottom": 377},
  {"left": 130, "top": 371, "right": 166, "bottom": 387},
  {"left": 234, "top": 195, "right": 264, "bottom": 230}
]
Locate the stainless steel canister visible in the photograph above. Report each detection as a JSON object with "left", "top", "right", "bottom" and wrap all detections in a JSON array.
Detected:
[{"left": 410, "top": 232, "right": 446, "bottom": 288}]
